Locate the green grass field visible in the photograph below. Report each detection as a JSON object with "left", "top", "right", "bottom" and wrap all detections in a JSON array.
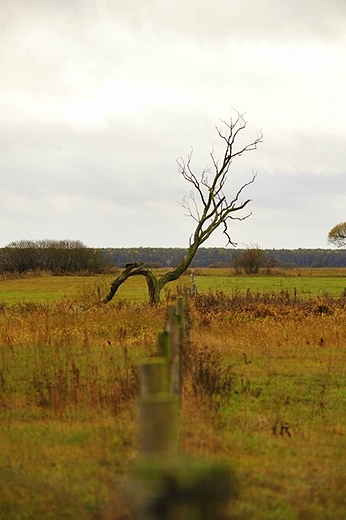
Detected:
[
  {"left": 194, "top": 272, "right": 346, "bottom": 297},
  {"left": 1, "top": 267, "right": 346, "bottom": 304},
  {"left": 1, "top": 270, "right": 346, "bottom": 519},
  {"left": 0, "top": 274, "right": 147, "bottom": 303}
]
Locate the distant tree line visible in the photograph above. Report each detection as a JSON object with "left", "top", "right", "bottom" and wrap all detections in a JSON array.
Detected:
[
  {"left": 0, "top": 240, "right": 111, "bottom": 274},
  {"left": 2, "top": 243, "right": 346, "bottom": 276},
  {"left": 106, "top": 247, "right": 346, "bottom": 269}
]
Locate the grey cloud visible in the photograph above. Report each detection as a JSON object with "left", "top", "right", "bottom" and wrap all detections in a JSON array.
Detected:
[
  {"left": 101, "top": 0, "right": 346, "bottom": 43},
  {"left": 0, "top": 0, "right": 345, "bottom": 249},
  {"left": 3, "top": 0, "right": 346, "bottom": 44}
]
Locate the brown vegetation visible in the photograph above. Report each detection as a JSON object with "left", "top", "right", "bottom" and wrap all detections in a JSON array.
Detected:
[{"left": 1, "top": 289, "right": 346, "bottom": 518}]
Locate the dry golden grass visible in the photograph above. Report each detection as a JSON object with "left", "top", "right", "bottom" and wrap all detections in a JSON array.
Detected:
[
  {"left": 0, "top": 283, "right": 346, "bottom": 518},
  {"left": 0, "top": 300, "right": 163, "bottom": 519}
]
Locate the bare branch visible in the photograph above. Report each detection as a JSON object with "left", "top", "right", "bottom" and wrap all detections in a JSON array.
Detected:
[
  {"left": 181, "top": 191, "right": 200, "bottom": 222},
  {"left": 180, "top": 111, "right": 260, "bottom": 252}
]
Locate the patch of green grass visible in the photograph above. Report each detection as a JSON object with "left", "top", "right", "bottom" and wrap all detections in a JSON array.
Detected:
[
  {"left": 0, "top": 276, "right": 89, "bottom": 302},
  {"left": 0, "top": 274, "right": 151, "bottom": 303},
  {"left": 0, "top": 413, "right": 136, "bottom": 519},
  {"left": 192, "top": 273, "right": 346, "bottom": 297}
]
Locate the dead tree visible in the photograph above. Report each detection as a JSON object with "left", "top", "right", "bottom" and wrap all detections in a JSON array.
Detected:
[{"left": 104, "top": 111, "right": 262, "bottom": 304}]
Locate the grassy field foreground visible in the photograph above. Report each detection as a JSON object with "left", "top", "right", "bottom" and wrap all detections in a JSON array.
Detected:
[{"left": 0, "top": 272, "right": 346, "bottom": 518}]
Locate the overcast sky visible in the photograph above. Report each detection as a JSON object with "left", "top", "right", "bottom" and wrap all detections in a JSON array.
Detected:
[{"left": 1, "top": 0, "right": 346, "bottom": 250}]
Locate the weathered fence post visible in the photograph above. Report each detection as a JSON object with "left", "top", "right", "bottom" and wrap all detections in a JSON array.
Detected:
[
  {"left": 138, "top": 358, "right": 179, "bottom": 455},
  {"left": 157, "top": 330, "right": 170, "bottom": 358},
  {"left": 139, "top": 358, "right": 170, "bottom": 396},
  {"left": 165, "top": 303, "right": 182, "bottom": 400},
  {"left": 129, "top": 458, "right": 235, "bottom": 519}
]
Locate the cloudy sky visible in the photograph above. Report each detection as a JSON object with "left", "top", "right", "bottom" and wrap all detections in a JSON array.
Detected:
[{"left": 1, "top": 0, "right": 346, "bottom": 250}]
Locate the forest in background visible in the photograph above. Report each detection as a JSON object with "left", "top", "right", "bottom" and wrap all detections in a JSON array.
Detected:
[
  {"left": 2, "top": 246, "right": 346, "bottom": 274},
  {"left": 105, "top": 247, "right": 346, "bottom": 269}
]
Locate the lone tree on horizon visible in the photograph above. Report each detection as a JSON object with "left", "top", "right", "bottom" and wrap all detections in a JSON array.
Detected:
[
  {"left": 328, "top": 222, "right": 346, "bottom": 248},
  {"left": 104, "top": 110, "right": 263, "bottom": 304}
]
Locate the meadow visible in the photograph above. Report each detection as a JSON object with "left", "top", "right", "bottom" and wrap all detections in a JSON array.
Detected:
[
  {"left": 0, "top": 268, "right": 346, "bottom": 519},
  {"left": 1, "top": 266, "right": 346, "bottom": 303}
]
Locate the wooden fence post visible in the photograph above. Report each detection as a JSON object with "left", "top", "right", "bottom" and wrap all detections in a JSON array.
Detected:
[
  {"left": 165, "top": 304, "right": 182, "bottom": 400},
  {"left": 139, "top": 358, "right": 170, "bottom": 396},
  {"left": 138, "top": 395, "right": 179, "bottom": 456},
  {"left": 138, "top": 359, "right": 179, "bottom": 456},
  {"left": 129, "top": 459, "right": 236, "bottom": 519},
  {"left": 157, "top": 330, "right": 170, "bottom": 358}
]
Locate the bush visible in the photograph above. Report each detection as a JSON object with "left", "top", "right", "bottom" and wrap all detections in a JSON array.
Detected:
[{"left": 0, "top": 239, "right": 111, "bottom": 275}]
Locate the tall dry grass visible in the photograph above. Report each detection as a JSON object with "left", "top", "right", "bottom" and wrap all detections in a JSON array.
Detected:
[
  {"left": 0, "top": 301, "right": 165, "bottom": 417},
  {"left": 1, "top": 290, "right": 346, "bottom": 518}
]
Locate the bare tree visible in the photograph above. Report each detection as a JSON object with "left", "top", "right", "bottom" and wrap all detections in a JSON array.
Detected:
[{"left": 104, "top": 111, "right": 262, "bottom": 304}]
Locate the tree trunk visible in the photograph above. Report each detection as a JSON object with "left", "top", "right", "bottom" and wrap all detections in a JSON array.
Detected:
[
  {"left": 103, "top": 245, "right": 198, "bottom": 305},
  {"left": 143, "top": 270, "right": 161, "bottom": 304},
  {"left": 103, "top": 264, "right": 162, "bottom": 305}
]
